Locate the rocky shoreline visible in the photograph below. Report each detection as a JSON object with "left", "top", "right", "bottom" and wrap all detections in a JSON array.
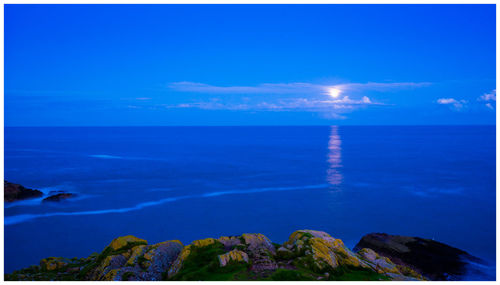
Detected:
[{"left": 5, "top": 229, "right": 482, "bottom": 281}]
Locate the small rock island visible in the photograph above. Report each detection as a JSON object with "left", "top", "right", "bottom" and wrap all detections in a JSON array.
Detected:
[
  {"left": 4, "top": 181, "right": 76, "bottom": 203},
  {"left": 4, "top": 181, "right": 43, "bottom": 202},
  {"left": 5, "top": 229, "right": 481, "bottom": 281}
]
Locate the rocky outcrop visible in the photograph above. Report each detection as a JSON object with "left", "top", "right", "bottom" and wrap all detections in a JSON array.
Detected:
[
  {"left": 354, "top": 233, "right": 481, "bottom": 280},
  {"left": 85, "top": 236, "right": 182, "bottom": 281},
  {"left": 218, "top": 250, "right": 249, "bottom": 267},
  {"left": 42, "top": 192, "right": 77, "bottom": 202},
  {"left": 4, "top": 181, "right": 43, "bottom": 202},
  {"left": 6, "top": 230, "right": 483, "bottom": 281}
]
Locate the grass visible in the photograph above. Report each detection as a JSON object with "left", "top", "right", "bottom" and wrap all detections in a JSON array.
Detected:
[
  {"left": 266, "top": 269, "right": 317, "bottom": 281},
  {"left": 168, "top": 242, "right": 250, "bottom": 281},
  {"left": 328, "top": 266, "right": 390, "bottom": 281}
]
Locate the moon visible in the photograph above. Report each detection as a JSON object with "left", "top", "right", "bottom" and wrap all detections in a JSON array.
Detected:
[{"left": 329, "top": 88, "right": 341, "bottom": 98}]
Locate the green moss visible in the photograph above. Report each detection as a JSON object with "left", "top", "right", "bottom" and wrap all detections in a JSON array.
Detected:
[
  {"left": 328, "top": 265, "right": 390, "bottom": 281},
  {"left": 122, "top": 271, "right": 135, "bottom": 281},
  {"left": 267, "top": 269, "right": 316, "bottom": 281},
  {"left": 234, "top": 244, "right": 247, "bottom": 251},
  {"left": 77, "top": 241, "right": 146, "bottom": 279},
  {"left": 168, "top": 242, "right": 250, "bottom": 281},
  {"left": 137, "top": 255, "right": 150, "bottom": 269},
  {"left": 300, "top": 232, "right": 314, "bottom": 239}
]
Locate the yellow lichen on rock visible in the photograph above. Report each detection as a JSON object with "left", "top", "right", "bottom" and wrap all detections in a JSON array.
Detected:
[
  {"left": 241, "top": 233, "right": 270, "bottom": 246},
  {"left": 102, "top": 269, "right": 120, "bottom": 281},
  {"left": 218, "top": 236, "right": 232, "bottom": 242},
  {"left": 192, "top": 238, "right": 216, "bottom": 248},
  {"left": 169, "top": 240, "right": 183, "bottom": 246},
  {"left": 241, "top": 233, "right": 275, "bottom": 254},
  {"left": 167, "top": 245, "right": 192, "bottom": 278},
  {"left": 107, "top": 235, "right": 147, "bottom": 251},
  {"left": 357, "top": 248, "right": 401, "bottom": 275},
  {"left": 168, "top": 238, "right": 216, "bottom": 278},
  {"left": 285, "top": 230, "right": 371, "bottom": 272},
  {"left": 126, "top": 245, "right": 147, "bottom": 266},
  {"left": 397, "top": 265, "right": 426, "bottom": 280},
  {"left": 40, "top": 257, "right": 68, "bottom": 271},
  {"left": 218, "top": 250, "right": 249, "bottom": 267},
  {"left": 308, "top": 237, "right": 339, "bottom": 269}
]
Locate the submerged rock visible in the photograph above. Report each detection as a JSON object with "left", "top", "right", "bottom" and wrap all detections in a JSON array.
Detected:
[
  {"left": 42, "top": 192, "right": 77, "bottom": 202},
  {"left": 4, "top": 181, "right": 43, "bottom": 202},
  {"left": 354, "top": 233, "right": 481, "bottom": 280}
]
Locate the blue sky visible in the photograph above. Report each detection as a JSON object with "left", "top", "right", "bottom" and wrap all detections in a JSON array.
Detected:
[{"left": 5, "top": 4, "right": 496, "bottom": 126}]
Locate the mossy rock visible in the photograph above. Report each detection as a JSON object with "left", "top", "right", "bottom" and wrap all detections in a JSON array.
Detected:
[
  {"left": 168, "top": 241, "right": 250, "bottom": 281},
  {"left": 218, "top": 250, "right": 249, "bottom": 267},
  {"left": 107, "top": 235, "right": 147, "bottom": 251}
]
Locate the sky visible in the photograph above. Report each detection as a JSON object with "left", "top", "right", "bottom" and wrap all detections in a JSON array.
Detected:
[{"left": 5, "top": 4, "right": 496, "bottom": 126}]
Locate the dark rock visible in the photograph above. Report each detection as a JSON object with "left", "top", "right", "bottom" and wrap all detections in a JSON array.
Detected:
[
  {"left": 4, "top": 181, "right": 43, "bottom": 202},
  {"left": 353, "top": 233, "right": 481, "bottom": 280},
  {"left": 42, "top": 193, "right": 77, "bottom": 202}
]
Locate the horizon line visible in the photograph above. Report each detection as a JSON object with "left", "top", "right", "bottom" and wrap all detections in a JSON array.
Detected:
[{"left": 4, "top": 124, "right": 496, "bottom": 128}]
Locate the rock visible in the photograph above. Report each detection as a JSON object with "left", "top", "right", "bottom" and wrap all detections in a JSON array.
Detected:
[
  {"left": 385, "top": 272, "right": 422, "bottom": 281},
  {"left": 125, "top": 245, "right": 147, "bottom": 266},
  {"left": 284, "top": 230, "right": 370, "bottom": 272},
  {"left": 87, "top": 236, "right": 181, "bottom": 281},
  {"left": 241, "top": 233, "right": 275, "bottom": 255},
  {"left": 4, "top": 181, "right": 43, "bottom": 202},
  {"left": 218, "top": 250, "right": 249, "bottom": 267},
  {"left": 276, "top": 246, "right": 294, "bottom": 259},
  {"left": 218, "top": 236, "right": 242, "bottom": 250},
  {"left": 7, "top": 230, "right": 477, "bottom": 281},
  {"left": 354, "top": 233, "right": 480, "bottom": 280},
  {"left": 192, "top": 238, "right": 216, "bottom": 248},
  {"left": 107, "top": 235, "right": 147, "bottom": 251},
  {"left": 241, "top": 233, "right": 278, "bottom": 273},
  {"left": 167, "top": 238, "right": 220, "bottom": 278},
  {"left": 357, "top": 248, "right": 401, "bottom": 275},
  {"left": 40, "top": 257, "right": 69, "bottom": 271},
  {"left": 42, "top": 192, "right": 77, "bottom": 202},
  {"left": 135, "top": 241, "right": 183, "bottom": 280},
  {"left": 90, "top": 254, "right": 128, "bottom": 280}
]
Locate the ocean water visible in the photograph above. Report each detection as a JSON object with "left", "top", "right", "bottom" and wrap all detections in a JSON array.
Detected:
[{"left": 4, "top": 126, "right": 496, "bottom": 279}]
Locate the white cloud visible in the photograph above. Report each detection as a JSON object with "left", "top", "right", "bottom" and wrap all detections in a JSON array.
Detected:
[
  {"left": 437, "top": 98, "right": 467, "bottom": 110},
  {"left": 165, "top": 96, "right": 380, "bottom": 112},
  {"left": 479, "top": 89, "right": 496, "bottom": 101},
  {"left": 478, "top": 89, "right": 496, "bottom": 110},
  {"left": 168, "top": 81, "right": 430, "bottom": 95},
  {"left": 163, "top": 80, "right": 430, "bottom": 119}
]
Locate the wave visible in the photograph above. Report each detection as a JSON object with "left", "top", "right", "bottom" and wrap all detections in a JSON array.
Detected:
[
  {"left": 5, "top": 184, "right": 328, "bottom": 226},
  {"left": 89, "top": 154, "right": 123, "bottom": 159}
]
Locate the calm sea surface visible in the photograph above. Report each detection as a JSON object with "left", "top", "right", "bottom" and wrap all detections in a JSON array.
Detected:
[{"left": 4, "top": 126, "right": 496, "bottom": 278}]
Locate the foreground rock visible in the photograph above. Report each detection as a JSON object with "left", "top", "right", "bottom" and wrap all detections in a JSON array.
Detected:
[
  {"left": 4, "top": 181, "right": 43, "bottom": 202},
  {"left": 6, "top": 230, "right": 483, "bottom": 281},
  {"left": 354, "top": 233, "right": 483, "bottom": 281}
]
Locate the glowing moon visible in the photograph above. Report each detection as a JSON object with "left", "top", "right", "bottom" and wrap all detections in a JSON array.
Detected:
[{"left": 329, "top": 88, "right": 341, "bottom": 98}]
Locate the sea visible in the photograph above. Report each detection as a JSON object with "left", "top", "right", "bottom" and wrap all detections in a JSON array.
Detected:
[{"left": 4, "top": 126, "right": 496, "bottom": 279}]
